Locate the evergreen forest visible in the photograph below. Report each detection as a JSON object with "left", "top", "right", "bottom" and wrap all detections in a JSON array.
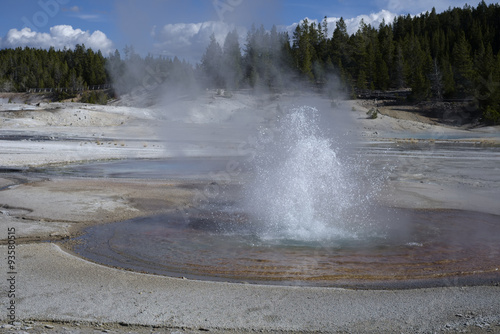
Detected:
[
  {"left": 0, "top": 1, "right": 499, "bottom": 124},
  {"left": 0, "top": 45, "right": 107, "bottom": 92}
]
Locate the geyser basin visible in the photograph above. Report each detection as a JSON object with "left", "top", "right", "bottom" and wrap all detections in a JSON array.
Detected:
[
  {"left": 74, "top": 208, "right": 500, "bottom": 289},
  {"left": 69, "top": 104, "right": 499, "bottom": 289}
]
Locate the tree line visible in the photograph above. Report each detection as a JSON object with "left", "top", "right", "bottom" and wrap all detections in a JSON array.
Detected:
[
  {"left": 0, "top": 45, "right": 107, "bottom": 93},
  {"left": 201, "top": 1, "right": 500, "bottom": 124},
  {"left": 0, "top": 43, "right": 196, "bottom": 103},
  {"left": 106, "top": 46, "right": 196, "bottom": 97},
  {"left": 0, "top": 1, "right": 499, "bottom": 123}
]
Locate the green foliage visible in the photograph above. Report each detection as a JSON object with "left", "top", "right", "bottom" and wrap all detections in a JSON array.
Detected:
[
  {"left": 199, "top": 24, "right": 293, "bottom": 90},
  {"left": 199, "top": 1, "right": 500, "bottom": 112},
  {"left": 1, "top": 1, "right": 498, "bottom": 126},
  {"left": 243, "top": 24, "right": 292, "bottom": 89},
  {"left": 293, "top": 19, "right": 315, "bottom": 80},
  {"left": 201, "top": 34, "right": 224, "bottom": 88},
  {"left": 223, "top": 29, "right": 243, "bottom": 89},
  {"left": 452, "top": 32, "right": 475, "bottom": 95},
  {"left": 53, "top": 90, "right": 77, "bottom": 102},
  {"left": 366, "top": 107, "right": 379, "bottom": 119},
  {"left": 80, "top": 91, "right": 111, "bottom": 105},
  {"left": 0, "top": 45, "right": 108, "bottom": 92},
  {"left": 483, "top": 106, "right": 500, "bottom": 125},
  {"left": 106, "top": 47, "right": 196, "bottom": 97}
]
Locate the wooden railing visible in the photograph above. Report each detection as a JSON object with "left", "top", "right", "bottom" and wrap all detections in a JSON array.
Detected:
[{"left": 26, "top": 84, "right": 111, "bottom": 93}]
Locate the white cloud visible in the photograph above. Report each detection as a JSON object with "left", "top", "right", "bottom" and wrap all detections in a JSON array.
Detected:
[
  {"left": 384, "top": 0, "right": 459, "bottom": 15},
  {"left": 344, "top": 10, "right": 397, "bottom": 33},
  {"left": 63, "top": 6, "right": 81, "bottom": 13},
  {"left": 152, "top": 21, "right": 246, "bottom": 63},
  {"left": 74, "top": 14, "right": 104, "bottom": 22},
  {"left": 380, "top": 0, "right": 499, "bottom": 16},
  {"left": 285, "top": 10, "right": 397, "bottom": 37},
  {"left": 150, "top": 10, "right": 398, "bottom": 63},
  {"left": 0, "top": 25, "right": 114, "bottom": 55}
]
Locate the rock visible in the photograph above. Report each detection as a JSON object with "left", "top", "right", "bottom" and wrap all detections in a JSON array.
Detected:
[{"left": 44, "top": 324, "right": 55, "bottom": 329}]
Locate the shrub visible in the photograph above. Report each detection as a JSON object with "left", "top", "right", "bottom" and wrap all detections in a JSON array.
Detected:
[
  {"left": 366, "top": 107, "right": 379, "bottom": 119},
  {"left": 483, "top": 106, "right": 500, "bottom": 125},
  {"left": 80, "top": 91, "right": 110, "bottom": 105},
  {"left": 53, "top": 90, "right": 76, "bottom": 102}
]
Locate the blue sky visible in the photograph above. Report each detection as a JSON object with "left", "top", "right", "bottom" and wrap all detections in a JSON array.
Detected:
[{"left": 0, "top": 0, "right": 496, "bottom": 62}]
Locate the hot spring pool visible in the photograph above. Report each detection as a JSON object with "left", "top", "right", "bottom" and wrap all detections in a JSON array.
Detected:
[
  {"left": 73, "top": 207, "right": 500, "bottom": 289},
  {"left": 55, "top": 105, "right": 500, "bottom": 289}
]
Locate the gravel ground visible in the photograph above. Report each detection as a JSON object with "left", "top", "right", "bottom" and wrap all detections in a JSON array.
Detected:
[{"left": 1, "top": 243, "right": 499, "bottom": 333}]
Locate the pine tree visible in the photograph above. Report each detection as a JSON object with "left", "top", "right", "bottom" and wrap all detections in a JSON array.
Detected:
[
  {"left": 243, "top": 24, "right": 260, "bottom": 87},
  {"left": 292, "top": 19, "right": 314, "bottom": 80},
  {"left": 392, "top": 44, "right": 406, "bottom": 88},
  {"left": 475, "top": 44, "right": 500, "bottom": 123},
  {"left": 429, "top": 58, "right": 443, "bottom": 99},
  {"left": 357, "top": 69, "right": 367, "bottom": 90},
  {"left": 442, "top": 57, "right": 456, "bottom": 97},
  {"left": 331, "top": 17, "right": 349, "bottom": 68},
  {"left": 350, "top": 23, "right": 368, "bottom": 87},
  {"left": 223, "top": 29, "right": 243, "bottom": 89},
  {"left": 201, "top": 34, "right": 224, "bottom": 88},
  {"left": 375, "top": 51, "right": 390, "bottom": 90},
  {"left": 403, "top": 31, "right": 432, "bottom": 99},
  {"left": 452, "top": 32, "right": 475, "bottom": 95}
]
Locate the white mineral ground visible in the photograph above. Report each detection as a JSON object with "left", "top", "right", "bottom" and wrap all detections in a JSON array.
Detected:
[{"left": 0, "top": 91, "right": 499, "bottom": 333}]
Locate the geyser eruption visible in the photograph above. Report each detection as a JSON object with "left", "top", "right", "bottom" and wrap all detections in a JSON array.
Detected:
[{"left": 246, "top": 106, "right": 375, "bottom": 241}]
